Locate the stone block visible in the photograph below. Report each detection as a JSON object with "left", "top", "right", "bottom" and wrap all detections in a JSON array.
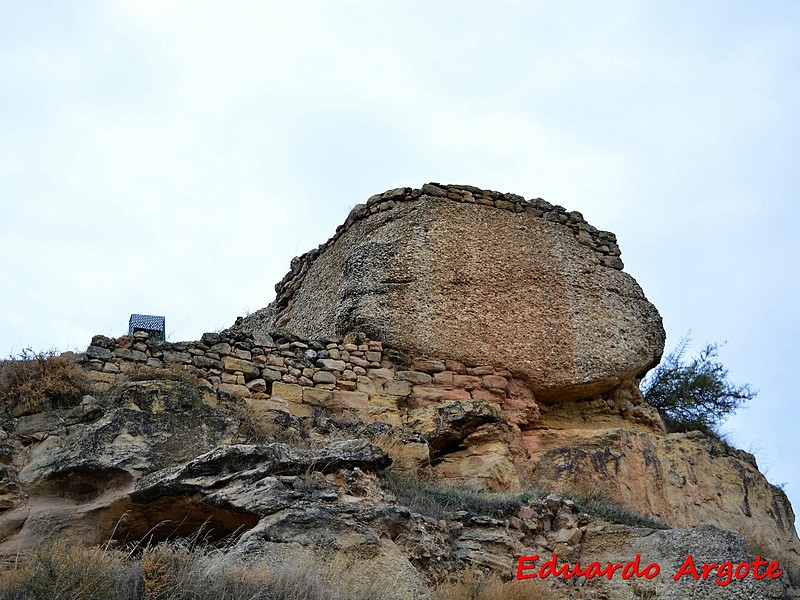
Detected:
[
  {"left": 262, "top": 368, "right": 282, "bottom": 382},
  {"left": 312, "top": 371, "right": 337, "bottom": 385},
  {"left": 384, "top": 380, "right": 412, "bottom": 396},
  {"left": 367, "top": 367, "right": 394, "bottom": 381},
  {"left": 246, "top": 379, "right": 267, "bottom": 393},
  {"left": 316, "top": 358, "right": 346, "bottom": 371},
  {"left": 271, "top": 382, "right": 302, "bottom": 403},
  {"left": 218, "top": 383, "right": 251, "bottom": 398},
  {"left": 482, "top": 375, "right": 509, "bottom": 390},
  {"left": 410, "top": 358, "right": 446, "bottom": 373},
  {"left": 413, "top": 386, "right": 471, "bottom": 402},
  {"left": 303, "top": 387, "right": 334, "bottom": 407},
  {"left": 222, "top": 356, "right": 260, "bottom": 380},
  {"left": 453, "top": 374, "right": 482, "bottom": 389},
  {"left": 395, "top": 371, "right": 432, "bottom": 385},
  {"left": 332, "top": 390, "right": 370, "bottom": 410}
]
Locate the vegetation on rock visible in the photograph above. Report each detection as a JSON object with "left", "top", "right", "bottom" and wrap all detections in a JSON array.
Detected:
[
  {"left": 383, "top": 473, "right": 534, "bottom": 520},
  {"left": 642, "top": 336, "right": 756, "bottom": 435},
  {"left": 561, "top": 490, "right": 668, "bottom": 530},
  {"left": 0, "top": 348, "right": 87, "bottom": 414},
  {"left": 0, "top": 541, "right": 393, "bottom": 600}
]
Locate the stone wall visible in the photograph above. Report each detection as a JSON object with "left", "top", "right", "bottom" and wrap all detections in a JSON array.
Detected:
[{"left": 81, "top": 329, "right": 544, "bottom": 428}]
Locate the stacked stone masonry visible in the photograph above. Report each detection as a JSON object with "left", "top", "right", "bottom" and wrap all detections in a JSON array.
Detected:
[
  {"left": 272, "top": 183, "right": 623, "bottom": 319},
  {"left": 82, "top": 329, "right": 539, "bottom": 426}
]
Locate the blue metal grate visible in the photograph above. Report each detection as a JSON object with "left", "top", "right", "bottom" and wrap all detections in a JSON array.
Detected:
[{"left": 128, "top": 314, "right": 166, "bottom": 340}]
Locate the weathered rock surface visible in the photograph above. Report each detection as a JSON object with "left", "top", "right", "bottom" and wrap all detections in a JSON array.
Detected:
[
  {"left": 580, "top": 524, "right": 792, "bottom": 599},
  {"left": 524, "top": 423, "right": 800, "bottom": 574},
  {"left": 236, "top": 185, "right": 666, "bottom": 401},
  {"left": 0, "top": 333, "right": 796, "bottom": 598},
  {"left": 0, "top": 380, "right": 240, "bottom": 552},
  {"left": 0, "top": 184, "right": 796, "bottom": 598}
]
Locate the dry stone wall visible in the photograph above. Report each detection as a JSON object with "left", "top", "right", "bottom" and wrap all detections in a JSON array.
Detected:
[
  {"left": 82, "top": 329, "right": 541, "bottom": 428},
  {"left": 79, "top": 328, "right": 662, "bottom": 494}
]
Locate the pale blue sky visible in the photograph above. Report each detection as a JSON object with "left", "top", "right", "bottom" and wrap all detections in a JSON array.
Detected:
[{"left": 1, "top": 1, "right": 798, "bottom": 515}]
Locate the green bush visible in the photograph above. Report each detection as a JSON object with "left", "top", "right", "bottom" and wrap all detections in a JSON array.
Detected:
[{"left": 641, "top": 336, "right": 755, "bottom": 435}]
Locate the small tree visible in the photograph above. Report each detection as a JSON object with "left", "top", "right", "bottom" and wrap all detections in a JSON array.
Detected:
[{"left": 641, "top": 336, "right": 756, "bottom": 435}]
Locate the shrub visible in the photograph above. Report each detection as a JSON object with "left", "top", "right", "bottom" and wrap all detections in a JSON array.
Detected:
[
  {"left": 0, "top": 349, "right": 88, "bottom": 414},
  {"left": 561, "top": 490, "right": 668, "bottom": 529},
  {"left": 383, "top": 473, "right": 534, "bottom": 520},
  {"left": 641, "top": 336, "right": 755, "bottom": 435},
  {"left": 0, "top": 540, "right": 393, "bottom": 600}
]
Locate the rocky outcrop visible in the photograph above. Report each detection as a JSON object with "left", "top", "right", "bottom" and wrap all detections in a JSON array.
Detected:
[
  {"left": 0, "top": 183, "right": 796, "bottom": 598},
  {"left": 0, "top": 380, "right": 240, "bottom": 551},
  {"left": 235, "top": 184, "right": 666, "bottom": 401},
  {"left": 0, "top": 381, "right": 793, "bottom": 598},
  {"left": 524, "top": 424, "right": 800, "bottom": 572}
]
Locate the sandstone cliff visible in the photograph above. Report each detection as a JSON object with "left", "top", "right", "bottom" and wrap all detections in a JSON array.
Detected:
[{"left": 0, "top": 183, "right": 796, "bottom": 599}]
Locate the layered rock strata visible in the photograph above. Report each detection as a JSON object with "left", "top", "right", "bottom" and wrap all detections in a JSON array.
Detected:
[
  {"left": 0, "top": 183, "right": 796, "bottom": 597},
  {"left": 4, "top": 326, "right": 794, "bottom": 582}
]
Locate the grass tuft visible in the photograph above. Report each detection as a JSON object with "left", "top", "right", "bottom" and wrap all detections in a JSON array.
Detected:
[
  {"left": 0, "top": 349, "right": 88, "bottom": 415},
  {"left": 383, "top": 473, "right": 534, "bottom": 520},
  {"left": 0, "top": 540, "right": 396, "bottom": 600},
  {"left": 561, "top": 490, "right": 668, "bottom": 529}
]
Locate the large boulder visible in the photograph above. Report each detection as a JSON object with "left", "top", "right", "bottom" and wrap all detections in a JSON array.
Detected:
[{"left": 238, "top": 184, "right": 665, "bottom": 400}]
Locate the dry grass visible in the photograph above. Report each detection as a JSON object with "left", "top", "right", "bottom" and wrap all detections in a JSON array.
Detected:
[
  {"left": 0, "top": 349, "right": 88, "bottom": 414},
  {"left": 233, "top": 402, "right": 315, "bottom": 448},
  {"left": 561, "top": 489, "right": 668, "bottom": 529},
  {"left": 119, "top": 361, "right": 206, "bottom": 387},
  {"left": 383, "top": 472, "right": 534, "bottom": 520},
  {"left": 432, "top": 566, "right": 559, "bottom": 600},
  {"left": 0, "top": 541, "right": 139, "bottom": 600},
  {"left": 0, "top": 540, "right": 396, "bottom": 600}
]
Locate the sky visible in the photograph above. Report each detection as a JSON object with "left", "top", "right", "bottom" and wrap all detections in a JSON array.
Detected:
[{"left": 0, "top": 1, "right": 798, "bottom": 515}]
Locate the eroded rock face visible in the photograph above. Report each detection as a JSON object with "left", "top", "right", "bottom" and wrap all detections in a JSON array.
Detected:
[
  {"left": 0, "top": 346, "right": 797, "bottom": 597},
  {"left": 0, "top": 380, "right": 240, "bottom": 551},
  {"left": 524, "top": 424, "right": 800, "bottom": 577},
  {"left": 237, "top": 185, "right": 665, "bottom": 401},
  {"left": 580, "top": 524, "right": 793, "bottom": 599}
]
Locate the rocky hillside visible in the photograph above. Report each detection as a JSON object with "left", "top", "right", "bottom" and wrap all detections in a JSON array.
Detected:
[{"left": 0, "top": 183, "right": 797, "bottom": 599}]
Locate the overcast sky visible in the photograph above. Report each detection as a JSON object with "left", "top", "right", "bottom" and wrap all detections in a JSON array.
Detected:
[{"left": 1, "top": 1, "right": 798, "bottom": 515}]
